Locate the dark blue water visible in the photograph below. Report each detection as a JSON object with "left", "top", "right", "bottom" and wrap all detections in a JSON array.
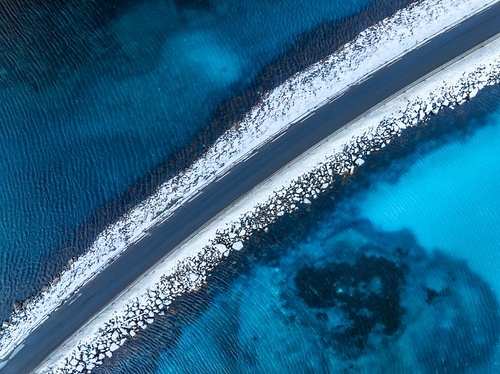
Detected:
[
  {"left": 0, "top": 0, "right": 422, "bottom": 320},
  {"left": 97, "top": 87, "right": 500, "bottom": 373}
]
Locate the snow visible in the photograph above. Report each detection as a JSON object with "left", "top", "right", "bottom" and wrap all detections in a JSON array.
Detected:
[{"left": 0, "top": 0, "right": 497, "bottom": 371}]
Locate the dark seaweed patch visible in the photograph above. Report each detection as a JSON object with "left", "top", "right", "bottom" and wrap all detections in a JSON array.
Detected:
[{"left": 294, "top": 254, "right": 404, "bottom": 358}]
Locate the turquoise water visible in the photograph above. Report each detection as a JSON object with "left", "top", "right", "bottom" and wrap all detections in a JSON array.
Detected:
[
  {"left": 1, "top": 0, "right": 406, "bottom": 320},
  {"left": 358, "top": 112, "right": 500, "bottom": 295},
  {"left": 98, "top": 88, "right": 500, "bottom": 372}
]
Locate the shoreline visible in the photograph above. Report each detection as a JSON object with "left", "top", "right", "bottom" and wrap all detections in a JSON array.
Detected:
[
  {"left": 38, "top": 22, "right": 500, "bottom": 374},
  {"left": 0, "top": 0, "right": 498, "bottom": 370}
]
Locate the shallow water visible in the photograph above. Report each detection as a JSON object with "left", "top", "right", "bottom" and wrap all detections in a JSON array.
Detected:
[
  {"left": 357, "top": 110, "right": 500, "bottom": 295},
  {"left": 1, "top": 0, "right": 413, "bottom": 320},
  {"left": 97, "top": 87, "right": 500, "bottom": 373}
]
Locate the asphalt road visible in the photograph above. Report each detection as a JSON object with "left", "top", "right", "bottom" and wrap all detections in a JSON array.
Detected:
[{"left": 2, "top": 3, "right": 500, "bottom": 373}]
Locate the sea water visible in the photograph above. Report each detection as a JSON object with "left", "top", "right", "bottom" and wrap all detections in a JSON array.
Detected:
[
  {"left": 96, "top": 87, "right": 500, "bottom": 372},
  {"left": 0, "top": 0, "right": 411, "bottom": 320}
]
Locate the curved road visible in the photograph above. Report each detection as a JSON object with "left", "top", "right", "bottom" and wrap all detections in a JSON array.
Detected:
[{"left": 2, "top": 3, "right": 500, "bottom": 373}]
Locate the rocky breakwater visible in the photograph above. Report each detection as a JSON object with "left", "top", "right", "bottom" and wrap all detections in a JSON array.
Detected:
[{"left": 48, "top": 59, "right": 500, "bottom": 373}]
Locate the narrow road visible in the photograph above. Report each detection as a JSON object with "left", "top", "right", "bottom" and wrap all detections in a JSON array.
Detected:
[{"left": 2, "top": 2, "right": 499, "bottom": 373}]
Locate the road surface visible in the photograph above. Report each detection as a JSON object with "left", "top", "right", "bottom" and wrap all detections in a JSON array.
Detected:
[{"left": 1, "top": 2, "right": 499, "bottom": 373}]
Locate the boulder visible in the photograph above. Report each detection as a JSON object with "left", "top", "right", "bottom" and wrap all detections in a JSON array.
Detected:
[{"left": 232, "top": 241, "right": 244, "bottom": 251}]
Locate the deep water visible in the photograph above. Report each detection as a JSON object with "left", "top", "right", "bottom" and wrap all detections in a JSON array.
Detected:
[
  {"left": 0, "top": 0, "right": 424, "bottom": 320},
  {"left": 96, "top": 86, "right": 500, "bottom": 373}
]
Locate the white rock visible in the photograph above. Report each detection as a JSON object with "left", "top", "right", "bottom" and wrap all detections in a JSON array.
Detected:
[
  {"left": 355, "top": 158, "right": 365, "bottom": 166},
  {"left": 229, "top": 241, "right": 242, "bottom": 251},
  {"left": 214, "top": 244, "right": 227, "bottom": 253},
  {"left": 110, "top": 343, "right": 120, "bottom": 352}
]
